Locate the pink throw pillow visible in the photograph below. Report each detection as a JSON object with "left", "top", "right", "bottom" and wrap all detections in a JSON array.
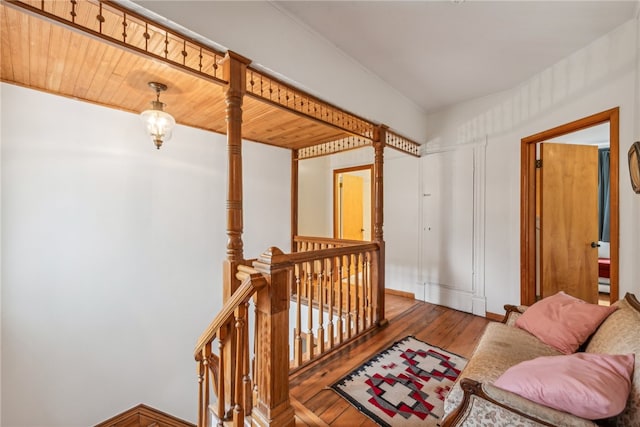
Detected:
[
  {"left": 494, "top": 353, "right": 634, "bottom": 420},
  {"left": 515, "top": 291, "right": 616, "bottom": 354}
]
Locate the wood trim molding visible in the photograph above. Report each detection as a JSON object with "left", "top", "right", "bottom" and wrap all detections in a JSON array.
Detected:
[
  {"left": 385, "top": 288, "right": 415, "bottom": 299},
  {"left": 520, "top": 108, "right": 620, "bottom": 306},
  {"left": 95, "top": 404, "right": 195, "bottom": 427},
  {"left": 484, "top": 312, "right": 503, "bottom": 322},
  {"left": 626, "top": 292, "right": 640, "bottom": 312}
]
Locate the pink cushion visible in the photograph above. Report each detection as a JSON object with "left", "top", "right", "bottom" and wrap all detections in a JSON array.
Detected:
[
  {"left": 515, "top": 291, "right": 617, "bottom": 354},
  {"left": 494, "top": 353, "right": 634, "bottom": 419}
]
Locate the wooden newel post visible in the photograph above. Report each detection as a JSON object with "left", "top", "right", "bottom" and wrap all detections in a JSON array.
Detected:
[
  {"left": 251, "top": 247, "right": 295, "bottom": 427},
  {"left": 373, "top": 125, "right": 387, "bottom": 326}
]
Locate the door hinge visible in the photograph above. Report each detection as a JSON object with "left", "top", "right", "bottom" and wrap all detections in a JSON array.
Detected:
[{"left": 535, "top": 159, "right": 542, "bottom": 168}]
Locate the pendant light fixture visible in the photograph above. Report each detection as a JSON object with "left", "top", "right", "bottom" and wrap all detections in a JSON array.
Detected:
[{"left": 140, "top": 81, "right": 175, "bottom": 149}]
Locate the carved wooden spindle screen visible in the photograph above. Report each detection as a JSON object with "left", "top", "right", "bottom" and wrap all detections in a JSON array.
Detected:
[
  {"left": 246, "top": 68, "right": 375, "bottom": 140},
  {"left": 296, "top": 136, "right": 373, "bottom": 160},
  {"left": 288, "top": 242, "right": 379, "bottom": 370},
  {"left": 386, "top": 130, "right": 421, "bottom": 157}
]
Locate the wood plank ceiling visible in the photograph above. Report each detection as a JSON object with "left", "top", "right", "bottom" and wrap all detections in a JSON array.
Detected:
[{"left": 0, "top": 0, "right": 417, "bottom": 155}]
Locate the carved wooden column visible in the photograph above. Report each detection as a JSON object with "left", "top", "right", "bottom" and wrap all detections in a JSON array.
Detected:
[
  {"left": 220, "top": 50, "right": 251, "bottom": 417},
  {"left": 373, "top": 125, "right": 387, "bottom": 326},
  {"left": 222, "top": 50, "right": 251, "bottom": 299},
  {"left": 291, "top": 150, "right": 299, "bottom": 252},
  {"left": 252, "top": 248, "right": 296, "bottom": 427}
]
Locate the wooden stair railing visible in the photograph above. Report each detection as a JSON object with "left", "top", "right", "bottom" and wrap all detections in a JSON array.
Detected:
[
  {"left": 194, "top": 242, "right": 382, "bottom": 426},
  {"left": 288, "top": 239, "right": 382, "bottom": 370},
  {"left": 194, "top": 265, "right": 266, "bottom": 427},
  {"left": 293, "top": 235, "right": 365, "bottom": 251},
  {"left": 195, "top": 249, "right": 296, "bottom": 427}
]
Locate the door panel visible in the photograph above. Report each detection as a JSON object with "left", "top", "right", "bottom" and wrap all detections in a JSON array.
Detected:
[
  {"left": 421, "top": 149, "right": 474, "bottom": 292},
  {"left": 540, "top": 143, "right": 598, "bottom": 303},
  {"left": 341, "top": 174, "right": 364, "bottom": 240}
]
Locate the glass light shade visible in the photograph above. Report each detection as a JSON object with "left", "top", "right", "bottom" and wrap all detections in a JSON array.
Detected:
[{"left": 140, "top": 105, "right": 175, "bottom": 149}]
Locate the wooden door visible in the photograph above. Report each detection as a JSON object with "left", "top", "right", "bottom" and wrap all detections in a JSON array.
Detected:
[
  {"left": 341, "top": 174, "right": 364, "bottom": 240},
  {"left": 540, "top": 143, "right": 599, "bottom": 303}
]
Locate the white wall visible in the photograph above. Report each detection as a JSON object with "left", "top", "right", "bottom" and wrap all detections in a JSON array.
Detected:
[
  {"left": 424, "top": 17, "right": 640, "bottom": 314},
  {"left": 383, "top": 150, "right": 420, "bottom": 295},
  {"left": 0, "top": 84, "right": 290, "bottom": 426},
  {"left": 298, "top": 156, "right": 332, "bottom": 238}
]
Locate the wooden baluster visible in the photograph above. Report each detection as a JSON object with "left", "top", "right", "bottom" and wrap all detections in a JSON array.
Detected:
[
  {"left": 354, "top": 253, "right": 360, "bottom": 335},
  {"left": 233, "top": 306, "right": 245, "bottom": 427},
  {"left": 360, "top": 252, "right": 366, "bottom": 330},
  {"left": 198, "top": 358, "right": 204, "bottom": 427},
  {"left": 336, "top": 255, "right": 343, "bottom": 344},
  {"left": 327, "top": 257, "right": 335, "bottom": 350},
  {"left": 317, "top": 259, "right": 325, "bottom": 355},
  {"left": 346, "top": 254, "right": 352, "bottom": 339},
  {"left": 294, "top": 263, "right": 302, "bottom": 367},
  {"left": 252, "top": 299, "right": 259, "bottom": 408},
  {"left": 306, "top": 260, "right": 314, "bottom": 360},
  {"left": 217, "top": 333, "right": 226, "bottom": 426},
  {"left": 243, "top": 301, "right": 252, "bottom": 416},
  {"left": 371, "top": 246, "right": 381, "bottom": 325},
  {"left": 365, "top": 251, "right": 373, "bottom": 328},
  {"left": 203, "top": 344, "right": 213, "bottom": 427}
]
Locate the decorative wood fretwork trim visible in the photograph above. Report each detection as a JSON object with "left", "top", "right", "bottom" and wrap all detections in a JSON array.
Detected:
[
  {"left": 385, "top": 130, "right": 421, "bottom": 157},
  {"left": 5, "top": 0, "right": 227, "bottom": 84},
  {"left": 296, "top": 136, "right": 372, "bottom": 160},
  {"left": 95, "top": 403, "right": 195, "bottom": 427},
  {"left": 246, "top": 67, "right": 375, "bottom": 140},
  {"left": 296, "top": 130, "right": 422, "bottom": 160}
]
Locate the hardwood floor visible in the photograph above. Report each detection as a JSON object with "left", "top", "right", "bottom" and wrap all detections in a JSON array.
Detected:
[{"left": 289, "top": 294, "right": 492, "bottom": 426}]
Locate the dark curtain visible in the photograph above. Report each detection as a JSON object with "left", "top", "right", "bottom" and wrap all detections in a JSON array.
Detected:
[{"left": 598, "top": 148, "right": 610, "bottom": 242}]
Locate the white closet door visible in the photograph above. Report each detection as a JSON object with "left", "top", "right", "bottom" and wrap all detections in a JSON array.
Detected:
[{"left": 421, "top": 148, "right": 474, "bottom": 294}]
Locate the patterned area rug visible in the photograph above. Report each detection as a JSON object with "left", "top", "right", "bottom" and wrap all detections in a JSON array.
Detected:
[{"left": 330, "top": 336, "right": 467, "bottom": 426}]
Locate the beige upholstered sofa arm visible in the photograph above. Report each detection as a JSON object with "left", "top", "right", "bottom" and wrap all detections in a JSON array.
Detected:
[{"left": 440, "top": 379, "right": 597, "bottom": 427}]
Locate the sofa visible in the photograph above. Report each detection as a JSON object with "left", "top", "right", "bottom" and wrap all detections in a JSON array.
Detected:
[{"left": 441, "top": 292, "right": 640, "bottom": 427}]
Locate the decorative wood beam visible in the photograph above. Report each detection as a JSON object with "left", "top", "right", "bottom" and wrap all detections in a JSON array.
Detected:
[
  {"left": 295, "top": 130, "right": 421, "bottom": 160},
  {"left": 4, "top": 0, "right": 227, "bottom": 85},
  {"left": 246, "top": 67, "right": 375, "bottom": 140}
]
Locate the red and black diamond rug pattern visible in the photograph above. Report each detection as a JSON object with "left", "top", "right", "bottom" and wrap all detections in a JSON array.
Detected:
[{"left": 330, "top": 336, "right": 467, "bottom": 426}]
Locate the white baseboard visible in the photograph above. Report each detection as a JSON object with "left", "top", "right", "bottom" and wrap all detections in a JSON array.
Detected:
[
  {"left": 472, "top": 296, "right": 486, "bottom": 317},
  {"left": 424, "top": 282, "right": 473, "bottom": 313}
]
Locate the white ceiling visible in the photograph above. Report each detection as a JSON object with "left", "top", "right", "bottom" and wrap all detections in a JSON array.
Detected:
[{"left": 274, "top": 1, "right": 638, "bottom": 113}]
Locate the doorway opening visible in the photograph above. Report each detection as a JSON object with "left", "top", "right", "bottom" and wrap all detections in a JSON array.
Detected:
[
  {"left": 521, "top": 108, "right": 619, "bottom": 306},
  {"left": 333, "top": 165, "right": 372, "bottom": 241}
]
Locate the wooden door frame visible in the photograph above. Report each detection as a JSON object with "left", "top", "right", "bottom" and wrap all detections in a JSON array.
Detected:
[
  {"left": 520, "top": 108, "right": 619, "bottom": 305},
  {"left": 333, "top": 165, "right": 373, "bottom": 240}
]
